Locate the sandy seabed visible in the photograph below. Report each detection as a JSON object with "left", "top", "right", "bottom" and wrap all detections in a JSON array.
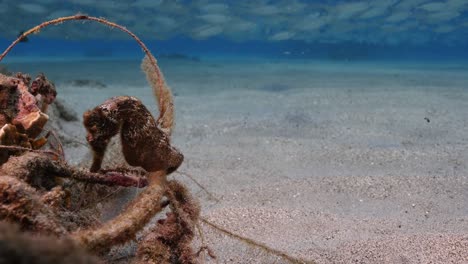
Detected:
[{"left": 7, "top": 58, "right": 468, "bottom": 263}]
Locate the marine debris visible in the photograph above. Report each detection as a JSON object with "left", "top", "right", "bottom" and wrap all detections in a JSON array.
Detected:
[
  {"left": 0, "top": 14, "right": 204, "bottom": 263},
  {"left": 0, "top": 14, "right": 311, "bottom": 264}
]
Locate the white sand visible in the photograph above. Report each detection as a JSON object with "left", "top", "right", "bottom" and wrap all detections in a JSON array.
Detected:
[{"left": 7, "top": 58, "right": 468, "bottom": 263}]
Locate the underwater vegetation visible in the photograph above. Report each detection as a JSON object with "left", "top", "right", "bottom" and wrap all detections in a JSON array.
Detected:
[{"left": 0, "top": 15, "right": 201, "bottom": 264}]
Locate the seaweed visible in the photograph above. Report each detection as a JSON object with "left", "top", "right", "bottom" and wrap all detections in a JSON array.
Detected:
[{"left": 0, "top": 14, "right": 202, "bottom": 263}]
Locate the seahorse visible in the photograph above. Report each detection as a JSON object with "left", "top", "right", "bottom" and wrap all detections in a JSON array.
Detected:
[{"left": 83, "top": 55, "right": 182, "bottom": 185}]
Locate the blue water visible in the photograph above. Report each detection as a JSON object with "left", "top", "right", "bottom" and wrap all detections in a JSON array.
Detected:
[
  {"left": 1, "top": 4, "right": 467, "bottom": 262},
  {"left": 0, "top": 0, "right": 467, "bottom": 62}
]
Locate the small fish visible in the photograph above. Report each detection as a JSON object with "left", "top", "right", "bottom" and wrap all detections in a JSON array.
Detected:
[{"left": 17, "top": 31, "right": 28, "bottom": 43}]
